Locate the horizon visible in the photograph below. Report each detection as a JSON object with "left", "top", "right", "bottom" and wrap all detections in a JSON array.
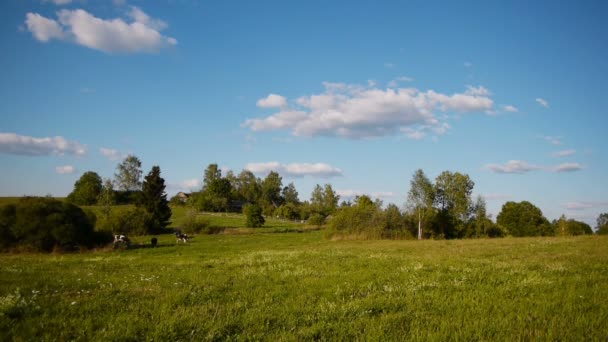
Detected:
[{"left": 1, "top": 0, "right": 607, "bottom": 226}]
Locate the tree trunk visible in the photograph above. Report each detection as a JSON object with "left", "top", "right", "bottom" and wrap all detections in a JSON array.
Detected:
[{"left": 418, "top": 210, "right": 422, "bottom": 240}]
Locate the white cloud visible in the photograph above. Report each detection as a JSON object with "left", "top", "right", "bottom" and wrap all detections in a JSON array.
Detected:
[
  {"left": 55, "top": 165, "right": 76, "bottom": 174},
  {"left": 244, "top": 162, "right": 343, "bottom": 178},
  {"left": 0, "top": 133, "right": 86, "bottom": 156},
  {"left": 485, "top": 160, "right": 583, "bottom": 174},
  {"left": 180, "top": 179, "right": 201, "bottom": 190},
  {"left": 44, "top": 0, "right": 72, "bottom": 5},
  {"left": 536, "top": 98, "right": 549, "bottom": 108},
  {"left": 553, "top": 163, "right": 583, "bottom": 173},
  {"left": 256, "top": 94, "right": 287, "bottom": 108},
  {"left": 552, "top": 149, "right": 576, "bottom": 157},
  {"left": 99, "top": 147, "right": 123, "bottom": 161},
  {"left": 337, "top": 190, "right": 395, "bottom": 200},
  {"left": 388, "top": 76, "right": 414, "bottom": 87},
  {"left": 25, "top": 7, "right": 177, "bottom": 53},
  {"left": 503, "top": 105, "right": 518, "bottom": 113},
  {"left": 484, "top": 160, "right": 540, "bottom": 174},
  {"left": 563, "top": 201, "right": 608, "bottom": 210},
  {"left": 542, "top": 135, "right": 562, "bottom": 145},
  {"left": 244, "top": 82, "right": 494, "bottom": 139},
  {"left": 25, "top": 13, "right": 65, "bottom": 42},
  {"left": 384, "top": 62, "right": 395, "bottom": 68}
]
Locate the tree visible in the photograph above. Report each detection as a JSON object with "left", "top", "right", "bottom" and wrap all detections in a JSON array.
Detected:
[
  {"left": 97, "top": 178, "right": 115, "bottom": 219},
  {"left": 203, "top": 164, "right": 222, "bottom": 191},
  {"left": 434, "top": 171, "right": 475, "bottom": 238},
  {"left": 497, "top": 201, "right": 552, "bottom": 237},
  {"left": 67, "top": 171, "right": 103, "bottom": 205},
  {"left": 235, "top": 170, "right": 261, "bottom": 204},
  {"left": 282, "top": 182, "right": 300, "bottom": 205},
  {"left": 114, "top": 155, "right": 143, "bottom": 191},
  {"left": 596, "top": 213, "right": 608, "bottom": 235},
  {"left": 406, "top": 169, "right": 435, "bottom": 239},
  {"left": 261, "top": 171, "right": 283, "bottom": 214},
  {"left": 244, "top": 204, "right": 265, "bottom": 228},
  {"left": 323, "top": 184, "right": 340, "bottom": 216},
  {"left": 138, "top": 166, "right": 171, "bottom": 230}
]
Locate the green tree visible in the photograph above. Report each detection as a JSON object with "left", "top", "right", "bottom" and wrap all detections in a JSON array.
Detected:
[
  {"left": 323, "top": 184, "right": 340, "bottom": 216},
  {"left": 138, "top": 166, "right": 171, "bottom": 230},
  {"left": 596, "top": 213, "right": 608, "bottom": 234},
  {"left": 97, "top": 178, "right": 115, "bottom": 219},
  {"left": 114, "top": 155, "right": 143, "bottom": 191},
  {"left": 434, "top": 171, "right": 475, "bottom": 238},
  {"left": 67, "top": 171, "right": 103, "bottom": 205},
  {"left": 406, "top": 169, "right": 435, "bottom": 239},
  {"left": 203, "top": 164, "right": 222, "bottom": 191},
  {"left": 282, "top": 182, "right": 300, "bottom": 205},
  {"left": 235, "top": 170, "right": 261, "bottom": 204},
  {"left": 244, "top": 204, "right": 265, "bottom": 228},
  {"left": 261, "top": 171, "right": 283, "bottom": 214},
  {"left": 497, "top": 201, "right": 552, "bottom": 237}
]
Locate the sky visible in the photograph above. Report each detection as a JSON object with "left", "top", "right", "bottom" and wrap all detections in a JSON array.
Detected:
[{"left": 1, "top": 0, "right": 607, "bottom": 226}]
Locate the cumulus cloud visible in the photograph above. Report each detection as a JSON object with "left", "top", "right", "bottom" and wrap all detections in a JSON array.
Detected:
[
  {"left": 552, "top": 149, "right": 576, "bottom": 157},
  {"left": 25, "top": 13, "right": 65, "bottom": 41},
  {"left": 536, "top": 98, "right": 549, "bottom": 108},
  {"left": 503, "top": 105, "right": 518, "bottom": 113},
  {"left": 245, "top": 162, "right": 343, "bottom": 178},
  {"left": 0, "top": 133, "right": 86, "bottom": 156},
  {"left": 25, "top": 7, "right": 177, "bottom": 53},
  {"left": 180, "top": 179, "right": 201, "bottom": 190},
  {"left": 484, "top": 160, "right": 540, "bottom": 174},
  {"left": 55, "top": 165, "right": 76, "bottom": 174},
  {"left": 99, "top": 147, "right": 123, "bottom": 161},
  {"left": 485, "top": 160, "right": 583, "bottom": 174},
  {"left": 553, "top": 163, "right": 583, "bottom": 172},
  {"left": 244, "top": 82, "right": 494, "bottom": 139},
  {"left": 256, "top": 94, "right": 287, "bottom": 108}
]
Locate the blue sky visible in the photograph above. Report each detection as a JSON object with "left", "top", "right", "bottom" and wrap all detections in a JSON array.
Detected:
[{"left": 1, "top": 0, "right": 607, "bottom": 225}]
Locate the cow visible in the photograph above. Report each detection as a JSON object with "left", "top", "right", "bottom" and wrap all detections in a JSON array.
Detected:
[
  {"left": 113, "top": 235, "right": 130, "bottom": 248},
  {"left": 175, "top": 231, "right": 189, "bottom": 243}
]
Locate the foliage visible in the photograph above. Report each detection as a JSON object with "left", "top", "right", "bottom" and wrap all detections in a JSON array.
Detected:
[
  {"left": 596, "top": 213, "right": 608, "bottom": 234},
  {"left": 406, "top": 169, "right": 435, "bottom": 239},
  {"left": 325, "top": 195, "right": 413, "bottom": 240},
  {"left": 554, "top": 215, "right": 593, "bottom": 236},
  {"left": 497, "top": 201, "right": 553, "bottom": 237},
  {"left": 97, "top": 179, "right": 115, "bottom": 219},
  {"left": 0, "top": 197, "right": 111, "bottom": 252},
  {"left": 182, "top": 211, "right": 220, "bottom": 235},
  {"left": 275, "top": 203, "right": 300, "bottom": 220},
  {"left": 138, "top": 166, "right": 171, "bottom": 230},
  {"left": 243, "top": 204, "right": 265, "bottom": 228},
  {"left": 310, "top": 184, "right": 340, "bottom": 218},
  {"left": 96, "top": 206, "right": 156, "bottom": 236},
  {"left": 307, "top": 213, "right": 326, "bottom": 227},
  {"left": 114, "top": 155, "right": 143, "bottom": 191},
  {"left": 282, "top": 182, "right": 300, "bottom": 205},
  {"left": 66, "top": 171, "right": 102, "bottom": 205}
]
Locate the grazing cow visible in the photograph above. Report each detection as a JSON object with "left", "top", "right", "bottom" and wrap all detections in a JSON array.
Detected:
[
  {"left": 151, "top": 237, "right": 158, "bottom": 248},
  {"left": 113, "top": 235, "right": 130, "bottom": 248},
  {"left": 175, "top": 231, "right": 189, "bottom": 243}
]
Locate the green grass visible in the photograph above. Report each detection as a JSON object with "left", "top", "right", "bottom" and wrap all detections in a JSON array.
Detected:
[{"left": 1, "top": 232, "right": 607, "bottom": 340}]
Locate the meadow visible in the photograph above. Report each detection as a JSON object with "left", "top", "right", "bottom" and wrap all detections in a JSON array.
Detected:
[{"left": 0, "top": 203, "right": 607, "bottom": 340}]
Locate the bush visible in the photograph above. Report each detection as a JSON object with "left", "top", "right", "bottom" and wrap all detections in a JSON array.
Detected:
[
  {"left": 96, "top": 207, "right": 159, "bottom": 236},
  {"left": 0, "top": 197, "right": 108, "bottom": 252},
  {"left": 243, "top": 204, "right": 265, "bottom": 228},
  {"left": 182, "top": 211, "right": 222, "bottom": 234},
  {"left": 307, "top": 213, "right": 326, "bottom": 227}
]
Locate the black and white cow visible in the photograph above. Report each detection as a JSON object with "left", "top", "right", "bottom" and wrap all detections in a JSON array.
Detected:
[
  {"left": 113, "top": 234, "right": 131, "bottom": 248},
  {"left": 175, "top": 231, "right": 189, "bottom": 243}
]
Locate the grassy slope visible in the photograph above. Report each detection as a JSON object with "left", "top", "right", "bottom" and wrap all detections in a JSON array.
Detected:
[{"left": 1, "top": 232, "right": 607, "bottom": 340}]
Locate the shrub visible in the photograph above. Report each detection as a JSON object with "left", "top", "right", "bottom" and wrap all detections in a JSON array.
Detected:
[
  {"left": 307, "top": 213, "right": 326, "bottom": 227},
  {"left": 0, "top": 197, "right": 107, "bottom": 252},
  {"left": 182, "top": 212, "right": 222, "bottom": 234},
  {"left": 96, "top": 207, "right": 158, "bottom": 236},
  {"left": 243, "top": 204, "right": 265, "bottom": 228}
]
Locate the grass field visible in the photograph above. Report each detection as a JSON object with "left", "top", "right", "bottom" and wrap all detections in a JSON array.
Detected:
[{"left": 1, "top": 224, "right": 607, "bottom": 340}]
